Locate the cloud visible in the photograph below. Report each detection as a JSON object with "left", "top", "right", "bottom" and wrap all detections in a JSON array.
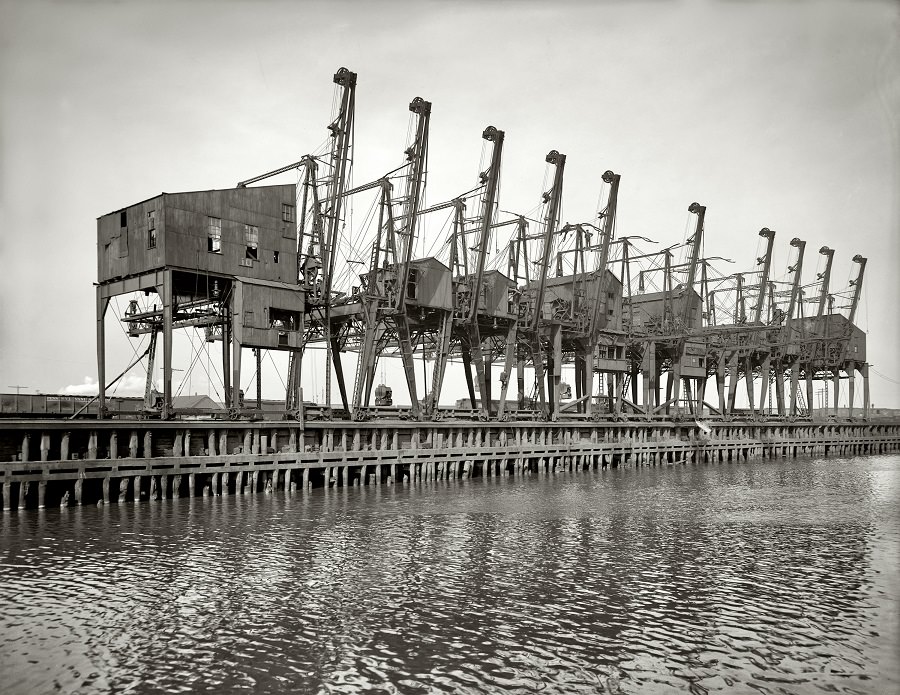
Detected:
[
  {"left": 61, "top": 376, "right": 98, "bottom": 396},
  {"left": 60, "top": 374, "right": 147, "bottom": 396}
]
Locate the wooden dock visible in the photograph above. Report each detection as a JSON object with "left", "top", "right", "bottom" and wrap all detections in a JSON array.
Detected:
[{"left": 2, "top": 419, "right": 898, "bottom": 510}]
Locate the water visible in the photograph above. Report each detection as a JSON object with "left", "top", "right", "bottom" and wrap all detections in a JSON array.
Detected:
[{"left": 1, "top": 455, "right": 898, "bottom": 695}]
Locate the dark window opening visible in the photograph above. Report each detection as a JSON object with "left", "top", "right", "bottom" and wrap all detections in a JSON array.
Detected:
[
  {"left": 244, "top": 224, "right": 259, "bottom": 260},
  {"left": 407, "top": 268, "right": 419, "bottom": 300},
  {"left": 147, "top": 210, "right": 157, "bottom": 249},
  {"left": 273, "top": 250, "right": 279, "bottom": 264},
  {"left": 282, "top": 204, "right": 295, "bottom": 223},
  {"left": 269, "top": 307, "right": 300, "bottom": 331},
  {"left": 208, "top": 217, "right": 222, "bottom": 253},
  {"left": 119, "top": 210, "right": 127, "bottom": 227}
]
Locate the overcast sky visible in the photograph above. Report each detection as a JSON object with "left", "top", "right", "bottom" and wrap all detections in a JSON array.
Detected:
[{"left": 1, "top": 0, "right": 898, "bottom": 409}]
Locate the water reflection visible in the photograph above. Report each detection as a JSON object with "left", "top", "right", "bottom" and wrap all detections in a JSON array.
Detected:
[{"left": 1, "top": 455, "right": 898, "bottom": 694}]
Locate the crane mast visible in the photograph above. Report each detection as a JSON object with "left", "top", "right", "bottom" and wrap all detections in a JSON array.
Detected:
[
  {"left": 682, "top": 202, "right": 705, "bottom": 327},
  {"left": 530, "top": 150, "right": 566, "bottom": 333},
  {"left": 391, "top": 97, "right": 432, "bottom": 419},
  {"left": 588, "top": 170, "right": 620, "bottom": 337},
  {"left": 468, "top": 126, "right": 505, "bottom": 321},
  {"left": 754, "top": 228, "right": 776, "bottom": 324},
  {"left": 394, "top": 97, "right": 432, "bottom": 308},
  {"left": 847, "top": 254, "right": 867, "bottom": 326},
  {"left": 461, "top": 126, "right": 504, "bottom": 419},
  {"left": 815, "top": 246, "right": 835, "bottom": 319},
  {"left": 321, "top": 67, "right": 357, "bottom": 301},
  {"left": 786, "top": 237, "right": 807, "bottom": 324}
]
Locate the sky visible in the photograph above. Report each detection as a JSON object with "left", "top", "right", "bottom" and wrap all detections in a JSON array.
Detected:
[{"left": 1, "top": 0, "right": 898, "bottom": 409}]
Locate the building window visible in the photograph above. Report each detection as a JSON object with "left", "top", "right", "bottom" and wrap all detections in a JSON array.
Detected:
[
  {"left": 273, "top": 250, "right": 280, "bottom": 264},
  {"left": 147, "top": 210, "right": 157, "bottom": 249},
  {"left": 407, "top": 268, "right": 419, "bottom": 300},
  {"left": 270, "top": 308, "right": 300, "bottom": 331},
  {"left": 208, "top": 217, "right": 222, "bottom": 253},
  {"left": 244, "top": 224, "right": 259, "bottom": 260},
  {"left": 282, "top": 204, "right": 295, "bottom": 223}
]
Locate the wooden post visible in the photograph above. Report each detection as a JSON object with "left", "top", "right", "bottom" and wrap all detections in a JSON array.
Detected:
[
  {"left": 133, "top": 475, "right": 141, "bottom": 502},
  {"left": 149, "top": 475, "right": 157, "bottom": 501},
  {"left": 302, "top": 468, "right": 309, "bottom": 492},
  {"left": 38, "top": 480, "right": 47, "bottom": 509},
  {"left": 88, "top": 431, "right": 98, "bottom": 460},
  {"left": 129, "top": 431, "right": 139, "bottom": 458},
  {"left": 40, "top": 433, "right": 50, "bottom": 462},
  {"left": 61, "top": 432, "right": 70, "bottom": 462},
  {"left": 101, "top": 477, "right": 110, "bottom": 505},
  {"left": 109, "top": 431, "right": 118, "bottom": 460},
  {"left": 188, "top": 473, "right": 195, "bottom": 497},
  {"left": 75, "top": 477, "right": 83, "bottom": 505},
  {"left": 143, "top": 431, "right": 152, "bottom": 458},
  {"left": 118, "top": 478, "right": 128, "bottom": 503}
]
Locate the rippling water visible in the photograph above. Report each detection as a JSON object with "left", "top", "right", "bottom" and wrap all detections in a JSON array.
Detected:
[{"left": 1, "top": 454, "right": 898, "bottom": 694}]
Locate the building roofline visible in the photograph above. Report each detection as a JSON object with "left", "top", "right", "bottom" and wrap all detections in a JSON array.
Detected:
[{"left": 97, "top": 183, "right": 295, "bottom": 219}]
